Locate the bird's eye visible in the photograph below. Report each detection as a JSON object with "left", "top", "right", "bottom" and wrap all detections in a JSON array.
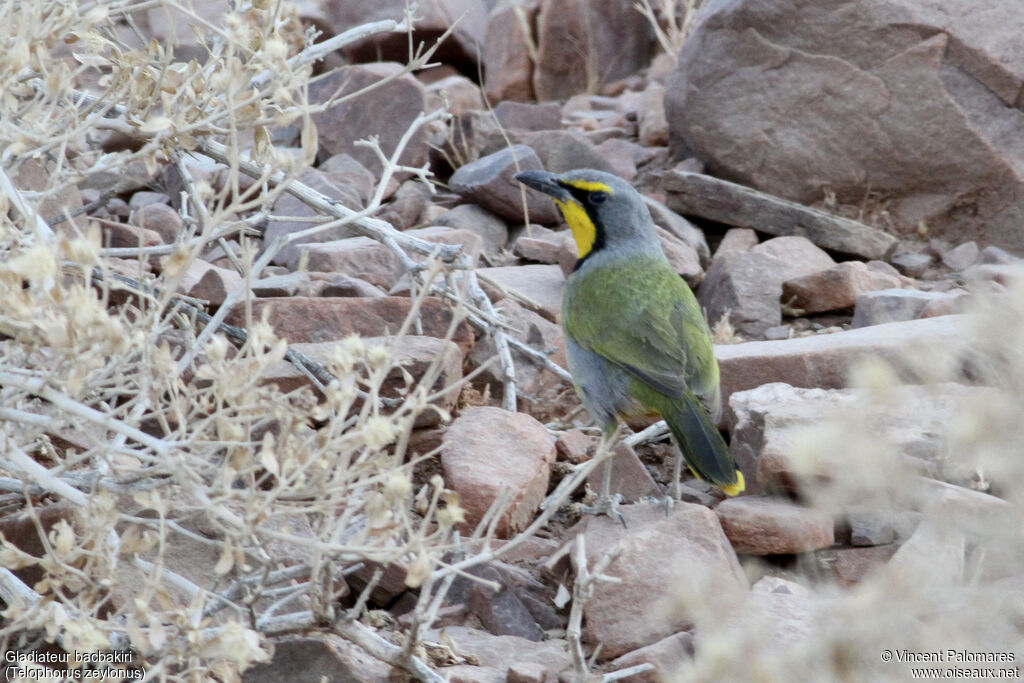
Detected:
[{"left": 590, "top": 191, "right": 608, "bottom": 205}]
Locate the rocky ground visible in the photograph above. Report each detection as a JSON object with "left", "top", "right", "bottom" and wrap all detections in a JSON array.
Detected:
[{"left": 4, "top": 0, "right": 1024, "bottom": 681}]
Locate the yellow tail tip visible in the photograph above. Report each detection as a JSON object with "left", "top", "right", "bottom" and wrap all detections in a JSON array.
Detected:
[{"left": 719, "top": 471, "right": 745, "bottom": 497}]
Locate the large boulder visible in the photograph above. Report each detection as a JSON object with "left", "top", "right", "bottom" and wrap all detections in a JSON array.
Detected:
[
  {"left": 532, "top": 0, "right": 656, "bottom": 100},
  {"left": 666, "top": 0, "right": 1024, "bottom": 253}
]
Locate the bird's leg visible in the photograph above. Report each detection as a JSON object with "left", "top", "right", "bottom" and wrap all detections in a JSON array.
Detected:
[
  {"left": 671, "top": 449, "right": 683, "bottom": 501},
  {"left": 577, "top": 426, "right": 627, "bottom": 527}
]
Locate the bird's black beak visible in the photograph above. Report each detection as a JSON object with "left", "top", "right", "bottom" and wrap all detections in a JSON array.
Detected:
[{"left": 514, "top": 170, "right": 570, "bottom": 202}]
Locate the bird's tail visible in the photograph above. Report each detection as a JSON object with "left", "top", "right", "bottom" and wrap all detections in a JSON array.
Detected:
[{"left": 662, "top": 392, "right": 745, "bottom": 496}]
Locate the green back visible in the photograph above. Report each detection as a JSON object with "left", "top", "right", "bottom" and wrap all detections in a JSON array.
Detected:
[{"left": 563, "top": 257, "right": 719, "bottom": 403}]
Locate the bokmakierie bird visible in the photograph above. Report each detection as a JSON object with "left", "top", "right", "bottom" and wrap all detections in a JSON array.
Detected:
[{"left": 514, "top": 169, "right": 744, "bottom": 510}]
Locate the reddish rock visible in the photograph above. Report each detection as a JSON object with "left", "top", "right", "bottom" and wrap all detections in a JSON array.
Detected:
[
  {"left": 467, "top": 297, "right": 565, "bottom": 403},
  {"left": 556, "top": 429, "right": 595, "bottom": 464},
  {"left": 699, "top": 236, "right": 835, "bottom": 336},
  {"left": 427, "top": 626, "right": 571, "bottom": 681},
  {"left": 434, "top": 204, "right": 509, "bottom": 259},
  {"left": 318, "top": 153, "right": 375, "bottom": 207},
  {"left": 327, "top": 0, "right": 488, "bottom": 75},
  {"left": 852, "top": 288, "right": 955, "bottom": 327},
  {"left": 532, "top": 0, "right": 655, "bottom": 101},
  {"left": 584, "top": 442, "right": 661, "bottom": 503},
  {"left": 607, "top": 631, "right": 694, "bottom": 683},
  {"left": 666, "top": 0, "right": 1024, "bottom": 253},
  {"left": 782, "top": 261, "right": 906, "bottom": 314},
  {"left": 715, "top": 495, "right": 835, "bottom": 555},
  {"left": 467, "top": 567, "right": 544, "bottom": 641},
  {"left": 129, "top": 202, "right": 182, "bottom": 243},
  {"left": 817, "top": 545, "right": 898, "bottom": 587},
  {"left": 716, "top": 315, "right": 970, "bottom": 413},
  {"left": 448, "top": 145, "right": 561, "bottom": 224},
  {"left": 245, "top": 636, "right": 395, "bottom": 683},
  {"left": 637, "top": 82, "right": 669, "bottom": 147},
  {"left": 93, "top": 217, "right": 162, "bottom": 249},
  {"left": 483, "top": 0, "right": 539, "bottom": 103},
  {"left": 441, "top": 407, "right": 556, "bottom": 537},
  {"left": 377, "top": 179, "right": 431, "bottom": 231},
  {"left": 308, "top": 63, "right": 427, "bottom": 174},
  {"left": 265, "top": 167, "right": 364, "bottom": 267},
  {"left": 225, "top": 297, "right": 473, "bottom": 353},
  {"left": 261, "top": 336, "right": 463, "bottom": 427},
  {"left": 494, "top": 101, "right": 562, "bottom": 132},
  {"left": 425, "top": 74, "right": 485, "bottom": 116},
  {"left": 294, "top": 237, "right": 404, "bottom": 289},
  {"left": 187, "top": 263, "right": 243, "bottom": 307},
  {"left": 658, "top": 227, "right": 702, "bottom": 286},
  {"left": 512, "top": 226, "right": 565, "bottom": 264},
  {"left": 521, "top": 130, "right": 618, "bottom": 177},
  {"left": 714, "top": 228, "right": 759, "bottom": 259},
  {"left": 477, "top": 264, "right": 564, "bottom": 322},
  {"left": 578, "top": 503, "right": 747, "bottom": 658}
]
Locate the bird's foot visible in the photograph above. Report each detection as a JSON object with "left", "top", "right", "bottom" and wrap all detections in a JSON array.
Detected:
[
  {"left": 578, "top": 493, "right": 627, "bottom": 528},
  {"left": 651, "top": 494, "right": 674, "bottom": 517}
]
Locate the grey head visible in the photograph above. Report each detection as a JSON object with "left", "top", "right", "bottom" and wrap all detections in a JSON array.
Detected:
[{"left": 514, "top": 168, "right": 662, "bottom": 268}]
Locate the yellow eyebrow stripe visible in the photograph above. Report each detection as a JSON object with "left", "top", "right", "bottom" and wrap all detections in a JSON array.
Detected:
[{"left": 560, "top": 179, "right": 614, "bottom": 194}]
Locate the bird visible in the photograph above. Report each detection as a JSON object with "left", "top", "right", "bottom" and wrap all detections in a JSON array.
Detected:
[{"left": 514, "top": 168, "right": 744, "bottom": 513}]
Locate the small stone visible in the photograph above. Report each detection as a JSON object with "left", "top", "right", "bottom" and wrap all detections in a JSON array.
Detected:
[
  {"left": 187, "top": 263, "right": 243, "bottom": 307},
  {"left": 513, "top": 226, "right": 567, "bottom": 263},
  {"left": 426, "top": 626, "right": 571, "bottom": 680},
  {"left": 763, "top": 325, "right": 791, "bottom": 341},
  {"left": 607, "top": 631, "right": 694, "bottom": 683},
  {"left": 494, "top": 101, "right": 561, "bottom": 131},
  {"left": 852, "top": 288, "right": 952, "bottom": 327},
  {"left": 848, "top": 512, "right": 896, "bottom": 546},
  {"left": 426, "top": 74, "right": 485, "bottom": 116},
  {"left": 782, "top": 261, "right": 906, "bottom": 315},
  {"left": 699, "top": 236, "right": 835, "bottom": 336},
  {"left": 262, "top": 336, "right": 462, "bottom": 427},
  {"left": 658, "top": 227, "right": 702, "bottom": 286},
  {"left": 467, "top": 567, "right": 544, "bottom": 641},
  {"left": 434, "top": 204, "right": 509, "bottom": 259},
  {"left": 556, "top": 428, "right": 595, "bottom": 464},
  {"left": 293, "top": 237, "right": 404, "bottom": 290},
  {"left": 265, "top": 167, "right": 364, "bottom": 266},
  {"left": 94, "top": 217, "right": 163, "bottom": 249},
  {"left": 980, "top": 245, "right": 1019, "bottom": 265},
  {"left": 941, "top": 241, "right": 981, "bottom": 271},
  {"left": 506, "top": 662, "right": 547, "bottom": 683},
  {"left": 521, "top": 129, "right": 617, "bottom": 176},
  {"left": 441, "top": 407, "right": 556, "bottom": 537},
  {"left": 308, "top": 63, "right": 427, "bottom": 174},
  {"left": 376, "top": 179, "right": 431, "bottom": 230},
  {"left": 476, "top": 264, "right": 564, "bottom": 322},
  {"left": 313, "top": 273, "right": 388, "bottom": 298},
  {"left": 715, "top": 496, "right": 834, "bottom": 555},
  {"left": 318, "top": 153, "right": 375, "bottom": 207},
  {"left": 891, "top": 252, "right": 933, "bottom": 278},
  {"left": 816, "top": 545, "right": 898, "bottom": 586},
  {"left": 714, "top": 228, "right": 759, "bottom": 259},
  {"left": 585, "top": 442, "right": 661, "bottom": 503},
  {"left": 128, "top": 190, "right": 171, "bottom": 209},
  {"left": 483, "top": 0, "right": 538, "bottom": 103},
  {"left": 226, "top": 296, "right": 474, "bottom": 353},
  {"left": 448, "top": 145, "right": 561, "bottom": 224},
  {"left": 637, "top": 82, "right": 669, "bottom": 147},
  {"left": 130, "top": 203, "right": 182, "bottom": 243}
]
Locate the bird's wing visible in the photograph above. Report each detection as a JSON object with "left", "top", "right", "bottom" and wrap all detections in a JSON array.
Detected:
[{"left": 565, "top": 262, "right": 719, "bottom": 402}]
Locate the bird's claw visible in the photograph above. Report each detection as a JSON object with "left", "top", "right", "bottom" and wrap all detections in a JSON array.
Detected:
[{"left": 578, "top": 493, "right": 627, "bottom": 528}]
